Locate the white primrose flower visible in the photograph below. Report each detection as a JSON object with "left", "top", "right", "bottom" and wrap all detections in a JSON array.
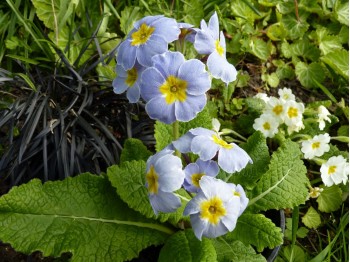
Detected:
[
  {"left": 254, "top": 93, "right": 270, "bottom": 103},
  {"left": 308, "top": 187, "right": 323, "bottom": 199},
  {"left": 283, "top": 100, "right": 305, "bottom": 134},
  {"left": 265, "top": 97, "right": 285, "bottom": 124},
  {"left": 317, "top": 105, "right": 331, "bottom": 130},
  {"left": 301, "top": 133, "right": 331, "bottom": 159},
  {"left": 253, "top": 113, "right": 279, "bottom": 138},
  {"left": 320, "top": 155, "right": 349, "bottom": 187},
  {"left": 278, "top": 87, "right": 295, "bottom": 102}
]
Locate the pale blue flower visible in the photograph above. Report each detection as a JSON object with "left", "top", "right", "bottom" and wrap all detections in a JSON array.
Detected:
[
  {"left": 140, "top": 51, "right": 211, "bottom": 124},
  {"left": 112, "top": 62, "right": 145, "bottom": 103},
  {"left": 145, "top": 148, "right": 185, "bottom": 215},
  {"left": 183, "top": 176, "right": 241, "bottom": 240},
  {"left": 178, "top": 22, "right": 198, "bottom": 43},
  {"left": 184, "top": 159, "right": 219, "bottom": 193},
  {"left": 227, "top": 183, "right": 249, "bottom": 216},
  {"left": 173, "top": 127, "right": 252, "bottom": 173},
  {"left": 194, "top": 12, "right": 237, "bottom": 85},
  {"left": 117, "top": 15, "right": 180, "bottom": 70}
]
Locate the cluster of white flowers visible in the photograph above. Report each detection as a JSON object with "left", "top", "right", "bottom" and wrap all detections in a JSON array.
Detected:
[{"left": 253, "top": 87, "right": 305, "bottom": 137}]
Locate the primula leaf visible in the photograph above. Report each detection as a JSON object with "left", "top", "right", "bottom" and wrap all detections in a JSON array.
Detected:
[
  {"left": 0, "top": 173, "right": 171, "bottom": 261},
  {"left": 154, "top": 106, "right": 212, "bottom": 151},
  {"left": 316, "top": 185, "right": 343, "bottom": 213},
  {"left": 120, "top": 138, "right": 152, "bottom": 164},
  {"left": 290, "top": 40, "right": 320, "bottom": 61},
  {"left": 321, "top": 49, "right": 349, "bottom": 79},
  {"left": 335, "top": 1, "right": 349, "bottom": 26},
  {"left": 248, "top": 140, "right": 308, "bottom": 212},
  {"left": 31, "top": 0, "right": 78, "bottom": 30},
  {"left": 119, "top": 6, "right": 143, "bottom": 35},
  {"left": 295, "top": 62, "right": 325, "bottom": 88},
  {"left": 212, "top": 238, "right": 265, "bottom": 262},
  {"left": 316, "top": 28, "right": 342, "bottom": 56},
  {"left": 249, "top": 38, "right": 270, "bottom": 61},
  {"left": 227, "top": 213, "right": 283, "bottom": 252},
  {"left": 228, "top": 131, "right": 270, "bottom": 190},
  {"left": 107, "top": 161, "right": 188, "bottom": 224},
  {"left": 281, "top": 11, "right": 309, "bottom": 39},
  {"left": 183, "top": 0, "right": 203, "bottom": 26},
  {"left": 302, "top": 206, "right": 321, "bottom": 229},
  {"left": 158, "top": 229, "right": 217, "bottom": 262}
]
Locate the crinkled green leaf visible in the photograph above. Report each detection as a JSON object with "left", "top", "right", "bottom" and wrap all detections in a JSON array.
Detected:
[
  {"left": 228, "top": 132, "right": 270, "bottom": 190},
  {"left": 107, "top": 162, "right": 189, "bottom": 224},
  {"left": 228, "top": 213, "right": 283, "bottom": 252},
  {"left": 154, "top": 106, "right": 212, "bottom": 151},
  {"left": 279, "top": 245, "right": 307, "bottom": 262},
  {"left": 119, "top": 6, "right": 143, "bottom": 35},
  {"left": 212, "top": 238, "right": 265, "bottom": 262},
  {"left": 290, "top": 40, "right": 320, "bottom": 61},
  {"left": 230, "top": 1, "right": 263, "bottom": 25},
  {"left": 295, "top": 62, "right": 325, "bottom": 88},
  {"left": 321, "top": 49, "right": 349, "bottom": 79},
  {"left": 335, "top": 1, "right": 349, "bottom": 26},
  {"left": 337, "top": 125, "right": 349, "bottom": 137},
  {"left": 0, "top": 173, "right": 171, "bottom": 261},
  {"left": 183, "top": 0, "right": 203, "bottom": 26},
  {"left": 317, "top": 185, "right": 343, "bottom": 213},
  {"left": 249, "top": 38, "right": 270, "bottom": 61},
  {"left": 158, "top": 229, "right": 217, "bottom": 262},
  {"left": 267, "top": 23, "right": 288, "bottom": 41},
  {"left": 120, "top": 138, "right": 152, "bottom": 164},
  {"left": 248, "top": 140, "right": 308, "bottom": 212},
  {"left": 281, "top": 11, "right": 309, "bottom": 39},
  {"left": 266, "top": 72, "right": 280, "bottom": 88},
  {"left": 315, "top": 28, "right": 342, "bottom": 55},
  {"left": 31, "top": 0, "right": 78, "bottom": 30},
  {"left": 302, "top": 206, "right": 321, "bottom": 229}
]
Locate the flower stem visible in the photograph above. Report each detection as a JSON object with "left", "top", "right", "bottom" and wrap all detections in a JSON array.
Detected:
[{"left": 173, "top": 121, "right": 181, "bottom": 158}]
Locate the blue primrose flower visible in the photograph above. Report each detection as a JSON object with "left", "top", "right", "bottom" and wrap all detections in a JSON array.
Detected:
[
  {"left": 227, "top": 183, "right": 249, "bottom": 216},
  {"left": 194, "top": 12, "right": 237, "bottom": 85},
  {"left": 184, "top": 159, "right": 219, "bottom": 193},
  {"left": 112, "top": 62, "right": 145, "bottom": 103},
  {"left": 173, "top": 127, "right": 253, "bottom": 174},
  {"left": 183, "top": 176, "right": 241, "bottom": 240},
  {"left": 117, "top": 15, "right": 180, "bottom": 70},
  {"left": 140, "top": 51, "right": 211, "bottom": 124},
  {"left": 145, "top": 148, "right": 185, "bottom": 215}
]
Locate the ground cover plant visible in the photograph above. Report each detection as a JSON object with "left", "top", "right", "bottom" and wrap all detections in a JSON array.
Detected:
[{"left": 0, "top": 0, "right": 348, "bottom": 261}]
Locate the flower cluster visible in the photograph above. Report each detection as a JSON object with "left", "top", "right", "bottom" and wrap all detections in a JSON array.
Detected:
[
  {"left": 253, "top": 87, "right": 305, "bottom": 137},
  {"left": 113, "top": 12, "right": 237, "bottom": 124},
  {"left": 113, "top": 13, "right": 250, "bottom": 241}
]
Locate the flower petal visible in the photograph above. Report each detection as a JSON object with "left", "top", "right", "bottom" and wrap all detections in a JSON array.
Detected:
[
  {"left": 145, "top": 97, "right": 176, "bottom": 124},
  {"left": 116, "top": 40, "right": 137, "bottom": 70},
  {"left": 194, "top": 30, "right": 215, "bottom": 54},
  {"left": 174, "top": 94, "right": 206, "bottom": 122},
  {"left": 207, "top": 52, "right": 237, "bottom": 85},
  {"left": 140, "top": 67, "right": 165, "bottom": 101},
  {"left": 152, "top": 17, "right": 180, "bottom": 42},
  {"left": 152, "top": 51, "right": 185, "bottom": 77},
  {"left": 172, "top": 132, "right": 194, "bottom": 153},
  {"left": 136, "top": 36, "right": 168, "bottom": 67},
  {"left": 112, "top": 77, "right": 129, "bottom": 94},
  {"left": 218, "top": 145, "right": 252, "bottom": 173},
  {"left": 126, "top": 85, "right": 140, "bottom": 103},
  {"left": 149, "top": 190, "right": 181, "bottom": 215},
  {"left": 191, "top": 136, "right": 218, "bottom": 161}
]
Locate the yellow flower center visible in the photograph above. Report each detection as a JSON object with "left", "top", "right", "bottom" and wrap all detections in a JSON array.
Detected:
[
  {"left": 328, "top": 165, "right": 337, "bottom": 175},
  {"left": 312, "top": 142, "right": 320, "bottom": 149},
  {"left": 159, "top": 75, "right": 188, "bottom": 104},
  {"left": 125, "top": 67, "right": 138, "bottom": 87},
  {"left": 131, "top": 23, "right": 155, "bottom": 46},
  {"left": 146, "top": 165, "right": 158, "bottom": 194},
  {"left": 263, "top": 122, "right": 271, "bottom": 130},
  {"left": 273, "top": 105, "right": 283, "bottom": 115},
  {"left": 200, "top": 196, "right": 227, "bottom": 225},
  {"left": 191, "top": 173, "right": 205, "bottom": 187},
  {"left": 288, "top": 107, "right": 298, "bottom": 118},
  {"left": 215, "top": 39, "right": 224, "bottom": 56},
  {"left": 212, "top": 135, "right": 233, "bottom": 149}
]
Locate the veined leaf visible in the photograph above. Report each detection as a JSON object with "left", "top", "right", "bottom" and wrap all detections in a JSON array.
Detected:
[
  {"left": 335, "top": 1, "right": 349, "bottom": 26},
  {"left": 321, "top": 49, "right": 349, "bottom": 79},
  {"left": 316, "top": 185, "right": 343, "bottom": 213},
  {"left": 183, "top": 0, "right": 203, "bottom": 26},
  {"left": 107, "top": 161, "right": 189, "bottom": 224},
  {"left": 212, "top": 238, "right": 265, "bottom": 262},
  {"left": 281, "top": 11, "right": 309, "bottom": 40},
  {"left": 0, "top": 173, "right": 171, "bottom": 261},
  {"left": 120, "top": 138, "right": 152, "bottom": 164},
  {"left": 249, "top": 38, "right": 270, "bottom": 61},
  {"left": 31, "top": 0, "right": 78, "bottom": 31},
  {"left": 228, "top": 213, "right": 283, "bottom": 252},
  {"left": 228, "top": 131, "right": 270, "bottom": 190},
  {"left": 290, "top": 40, "right": 320, "bottom": 61},
  {"left": 158, "top": 229, "right": 217, "bottom": 262},
  {"left": 248, "top": 140, "right": 308, "bottom": 212},
  {"left": 295, "top": 62, "right": 325, "bottom": 88},
  {"left": 302, "top": 206, "right": 321, "bottom": 229}
]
